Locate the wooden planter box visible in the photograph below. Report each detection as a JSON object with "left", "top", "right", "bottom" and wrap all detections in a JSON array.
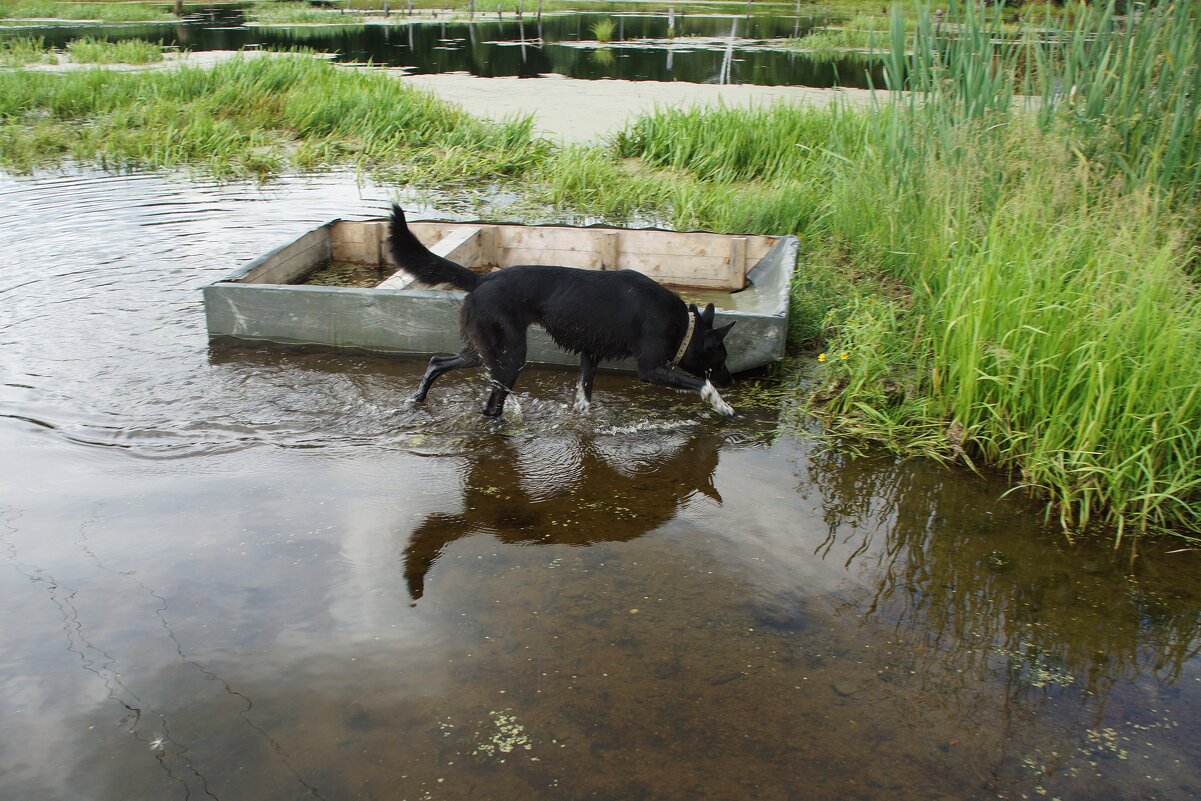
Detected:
[{"left": 204, "top": 217, "right": 799, "bottom": 373}]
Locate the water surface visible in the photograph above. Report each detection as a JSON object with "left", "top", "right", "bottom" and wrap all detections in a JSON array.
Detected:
[
  {"left": 1, "top": 9, "right": 886, "bottom": 87},
  {"left": 1, "top": 170, "right": 1199, "bottom": 801}
]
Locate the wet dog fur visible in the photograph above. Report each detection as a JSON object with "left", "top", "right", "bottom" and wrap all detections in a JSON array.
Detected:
[{"left": 387, "top": 205, "right": 736, "bottom": 418}]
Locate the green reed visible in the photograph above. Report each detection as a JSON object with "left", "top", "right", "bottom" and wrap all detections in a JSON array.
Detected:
[
  {"left": 599, "top": 2, "right": 1201, "bottom": 539},
  {"left": 818, "top": 1, "right": 1201, "bottom": 538}
]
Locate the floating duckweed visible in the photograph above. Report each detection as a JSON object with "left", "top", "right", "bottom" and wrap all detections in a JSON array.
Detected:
[
  {"left": 997, "top": 645, "right": 1075, "bottom": 689},
  {"left": 1085, "top": 727, "right": 1130, "bottom": 761},
  {"left": 472, "top": 709, "right": 533, "bottom": 761}
]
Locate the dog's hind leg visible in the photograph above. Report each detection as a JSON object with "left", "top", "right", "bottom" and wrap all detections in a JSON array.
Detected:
[
  {"left": 637, "top": 364, "right": 735, "bottom": 417},
  {"left": 482, "top": 331, "right": 528, "bottom": 418},
  {"left": 574, "top": 353, "right": 599, "bottom": 413},
  {"left": 412, "top": 350, "right": 481, "bottom": 403}
]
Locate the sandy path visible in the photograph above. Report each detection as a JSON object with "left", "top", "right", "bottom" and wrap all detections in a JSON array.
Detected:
[{"left": 400, "top": 73, "right": 878, "bottom": 143}]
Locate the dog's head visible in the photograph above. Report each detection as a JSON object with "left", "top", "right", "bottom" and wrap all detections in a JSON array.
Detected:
[{"left": 684, "top": 303, "right": 735, "bottom": 388}]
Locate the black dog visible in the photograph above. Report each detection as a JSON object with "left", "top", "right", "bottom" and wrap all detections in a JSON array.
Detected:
[{"left": 388, "top": 205, "right": 736, "bottom": 418}]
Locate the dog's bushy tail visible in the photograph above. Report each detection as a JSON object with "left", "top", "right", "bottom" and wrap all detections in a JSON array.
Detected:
[{"left": 387, "top": 204, "right": 480, "bottom": 291}]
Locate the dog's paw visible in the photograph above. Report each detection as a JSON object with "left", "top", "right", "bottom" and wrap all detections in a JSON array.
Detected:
[
  {"left": 573, "top": 383, "right": 592, "bottom": 414},
  {"left": 701, "top": 381, "right": 735, "bottom": 417}
]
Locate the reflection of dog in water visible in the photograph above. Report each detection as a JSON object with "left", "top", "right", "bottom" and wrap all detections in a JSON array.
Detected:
[
  {"left": 388, "top": 205, "right": 736, "bottom": 418},
  {"left": 403, "top": 434, "right": 722, "bottom": 599}
]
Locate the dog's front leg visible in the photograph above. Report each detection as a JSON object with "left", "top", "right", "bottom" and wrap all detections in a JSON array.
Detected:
[
  {"left": 574, "top": 353, "right": 599, "bottom": 413},
  {"left": 638, "top": 365, "right": 735, "bottom": 417}
]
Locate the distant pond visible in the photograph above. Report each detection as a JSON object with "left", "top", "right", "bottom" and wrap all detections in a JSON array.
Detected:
[{"left": 2, "top": 8, "right": 887, "bottom": 87}]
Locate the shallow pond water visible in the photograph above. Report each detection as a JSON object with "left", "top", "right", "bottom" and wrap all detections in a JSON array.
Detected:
[
  {"left": 1, "top": 170, "right": 1200, "bottom": 801},
  {"left": 1, "top": 9, "right": 886, "bottom": 87}
]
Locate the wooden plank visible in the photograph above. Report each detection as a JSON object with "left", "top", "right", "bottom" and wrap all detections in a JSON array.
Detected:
[
  {"left": 331, "top": 220, "right": 372, "bottom": 263},
  {"left": 490, "top": 247, "right": 729, "bottom": 288},
  {"left": 477, "top": 225, "right": 497, "bottom": 270},
  {"left": 376, "top": 227, "right": 484, "bottom": 289},
  {"left": 252, "top": 243, "right": 329, "bottom": 285},
  {"left": 240, "top": 228, "right": 330, "bottom": 284},
  {"left": 431, "top": 226, "right": 482, "bottom": 267},
  {"left": 376, "top": 271, "right": 421, "bottom": 290},
  {"left": 373, "top": 221, "right": 387, "bottom": 266},
  {"left": 394, "top": 221, "right": 777, "bottom": 288},
  {"left": 598, "top": 231, "right": 619, "bottom": 270},
  {"left": 728, "top": 237, "right": 748, "bottom": 290}
]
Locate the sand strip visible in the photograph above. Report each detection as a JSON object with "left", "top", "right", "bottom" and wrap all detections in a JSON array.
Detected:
[{"left": 400, "top": 73, "right": 877, "bottom": 143}]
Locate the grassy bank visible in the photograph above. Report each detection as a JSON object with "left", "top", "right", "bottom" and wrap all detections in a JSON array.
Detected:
[{"left": 0, "top": 54, "right": 548, "bottom": 178}]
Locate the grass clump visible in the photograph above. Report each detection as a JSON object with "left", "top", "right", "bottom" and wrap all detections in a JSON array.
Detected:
[
  {"left": 590, "top": 17, "right": 616, "bottom": 43},
  {"left": 65, "top": 37, "right": 164, "bottom": 65},
  {"left": 0, "top": 35, "right": 56, "bottom": 66}
]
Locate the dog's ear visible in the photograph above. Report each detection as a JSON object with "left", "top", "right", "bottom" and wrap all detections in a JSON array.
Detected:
[
  {"left": 707, "top": 321, "right": 735, "bottom": 343},
  {"left": 701, "top": 303, "right": 716, "bottom": 326},
  {"left": 688, "top": 302, "right": 699, "bottom": 317}
]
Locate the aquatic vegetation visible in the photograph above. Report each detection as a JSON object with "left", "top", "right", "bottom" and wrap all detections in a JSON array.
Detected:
[
  {"left": 65, "top": 36, "right": 164, "bottom": 65},
  {"left": 472, "top": 709, "right": 533, "bottom": 761}
]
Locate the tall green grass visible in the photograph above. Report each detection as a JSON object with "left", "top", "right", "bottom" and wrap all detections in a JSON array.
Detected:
[
  {"left": 597, "top": 2, "right": 1201, "bottom": 540},
  {"left": 0, "top": 54, "right": 548, "bottom": 178}
]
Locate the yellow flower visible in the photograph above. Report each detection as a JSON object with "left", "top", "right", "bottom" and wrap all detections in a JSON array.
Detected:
[
  {"left": 818, "top": 352, "right": 827, "bottom": 362},
  {"left": 839, "top": 352, "right": 849, "bottom": 360}
]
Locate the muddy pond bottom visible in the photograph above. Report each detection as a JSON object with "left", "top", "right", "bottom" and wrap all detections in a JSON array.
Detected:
[{"left": 1, "top": 169, "right": 1200, "bottom": 801}]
